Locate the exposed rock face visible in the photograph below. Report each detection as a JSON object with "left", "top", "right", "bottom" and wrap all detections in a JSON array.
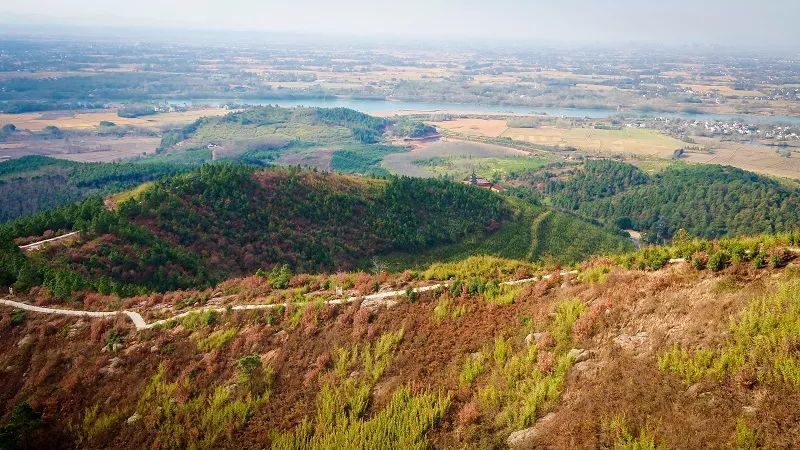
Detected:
[{"left": 507, "top": 412, "right": 556, "bottom": 448}]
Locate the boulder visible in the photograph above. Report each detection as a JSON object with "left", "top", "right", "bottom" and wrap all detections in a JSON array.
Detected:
[
  {"left": 567, "top": 348, "right": 591, "bottom": 363},
  {"left": 525, "top": 332, "right": 545, "bottom": 346},
  {"left": 507, "top": 412, "right": 556, "bottom": 448},
  {"left": 16, "top": 335, "right": 33, "bottom": 348}
]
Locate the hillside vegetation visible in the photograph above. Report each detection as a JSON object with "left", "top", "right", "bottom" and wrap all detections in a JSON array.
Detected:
[{"left": 1, "top": 232, "right": 800, "bottom": 448}]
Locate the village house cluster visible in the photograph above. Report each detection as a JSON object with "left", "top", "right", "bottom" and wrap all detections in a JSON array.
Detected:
[{"left": 623, "top": 117, "right": 800, "bottom": 141}]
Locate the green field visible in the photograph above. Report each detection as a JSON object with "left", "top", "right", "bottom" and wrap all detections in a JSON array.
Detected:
[{"left": 412, "top": 155, "right": 548, "bottom": 180}]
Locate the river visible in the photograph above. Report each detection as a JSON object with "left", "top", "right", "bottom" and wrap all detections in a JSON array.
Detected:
[{"left": 171, "top": 97, "right": 800, "bottom": 125}]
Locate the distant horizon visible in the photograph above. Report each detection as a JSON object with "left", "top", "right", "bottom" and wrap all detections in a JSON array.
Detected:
[
  {"left": 0, "top": 0, "right": 799, "bottom": 54},
  {"left": 0, "top": 20, "right": 797, "bottom": 57}
]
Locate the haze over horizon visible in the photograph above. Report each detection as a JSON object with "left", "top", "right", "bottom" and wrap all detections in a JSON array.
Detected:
[{"left": 1, "top": 0, "right": 798, "bottom": 51}]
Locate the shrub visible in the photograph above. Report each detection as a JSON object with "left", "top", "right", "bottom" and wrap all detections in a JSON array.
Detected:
[
  {"left": 475, "top": 298, "right": 587, "bottom": 431},
  {"left": 578, "top": 264, "right": 611, "bottom": 284},
  {"left": 10, "top": 309, "right": 25, "bottom": 326},
  {"left": 260, "top": 264, "right": 292, "bottom": 290},
  {"left": 451, "top": 304, "right": 466, "bottom": 320},
  {"left": 483, "top": 283, "right": 520, "bottom": 306},
  {"left": 768, "top": 250, "right": 786, "bottom": 269},
  {"left": 751, "top": 252, "right": 767, "bottom": 269},
  {"left": 104, "top": 329, "right": 125, "bottom": 352},
  {"left": 138, "top": 365, "right": 271, "bottom": 449},
  {"left": 0, "top": 401, "right": 44, "bottom": 449},
  {"left": 467, "top": 277, "right": 486, "bottom": 295},
  {"left": 459, "top": 352, "right": 486, "bottom": 386},
  {"left": 271, "top": 330, "right": 448, "bottom": 449},
  {"left": 73, "top": 404, "right": 122, "bottom": 447},
  {"left": 551, "top": 299, "right": 586, "bottom": 352},
  {"left": 707, "top": 251, "right": 729, "bottom": 272},
  {"left": 238, "top": 354, "right": 263, "bottom": 380},
  {"left": 433, "top": 298, "right": 452, "bottom": 323},
  {"left": 423, "top": 256, "right": 536, "bottom": 281},
  {"left": 449, "top": 280, "right": 463, "bottom": 297},
  {"left": 196, "top": 328, "right": 238, "bottom": 352},
  {"left": 608, "top": 415, "right": 663, "bottom": 450},
  {"left": 659, "top": 277, "right": 800, "bottom": 386},
  {"left": 735, "top": 418, "right": 758, "bottom": 450},
  {"left": 457, "top": 400, "right": 481, "bottom": 425},
  {"left": 179, "top": 310, "right": 218, "bottom": 329}
]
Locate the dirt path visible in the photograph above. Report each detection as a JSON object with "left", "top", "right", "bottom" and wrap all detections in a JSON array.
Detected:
[
  {"left": 19, "top": 231, "right": 81, "bottom": 251},
  {"left": 0, "top": 298, "right": 147, "bottom": 328},
  {"left": 0, "top": 271, "right": 578, "bottom": 332}
]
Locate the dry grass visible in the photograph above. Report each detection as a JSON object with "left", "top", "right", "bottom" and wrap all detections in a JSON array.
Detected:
[
  {"left": 0, "top": 136, "right": 160, "bottom": 162},
  {"left": 433, "top": 119, "right": 800, "bottom": 180},
  {"left": 0, "top": 108, "right": 229, "bottom": 132}
]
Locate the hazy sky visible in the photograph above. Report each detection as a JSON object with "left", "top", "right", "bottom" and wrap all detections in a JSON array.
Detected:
[{"left": 1, "top": 0, "right": 798, "bottom": 49}]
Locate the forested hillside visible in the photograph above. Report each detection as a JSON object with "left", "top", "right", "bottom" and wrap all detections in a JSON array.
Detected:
[
  {"left": 544, "top": 160, "right": 800, "bottom": 243},
  {"left": 0, "top": 156, "right": 199, "bottom": 223},
  {"left": 0, "top": 165, "right": 510, "bottom": 297}
]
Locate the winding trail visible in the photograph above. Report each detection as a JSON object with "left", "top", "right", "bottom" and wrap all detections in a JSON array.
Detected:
[
  {"left": 7, "top": 249, "right": 798, "bottom": 332},
  {"left": 0, "top": 271, "right": 577, "bottom": 332},
  {"left": 18, "top": 231, "right": 81, "bottom": 251}
]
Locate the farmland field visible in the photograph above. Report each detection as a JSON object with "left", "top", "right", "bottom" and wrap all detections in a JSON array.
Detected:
[
  {"left": 382, "top": 139, "right": 542, "bottom": 178},
  {"left": 683, "top": 137, "right": 800, "bottom": 179},
  {"left": 0, "top": 107, "right": 230, "bottom": 131},
  {"left": 432, "top": 117, "right": 800, "bottom": 180},
  {"left": 502, "top": 126, "right": 688, "bottom": 158},
  {"left": 428, "top": 118, "right": 508, "bottom": 137},
  {"left": 0, "top": 136, "right": 160, "bottom": 162}
]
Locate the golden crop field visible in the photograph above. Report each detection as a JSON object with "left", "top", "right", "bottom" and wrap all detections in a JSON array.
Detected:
[
  {"left": 0, "top": 136, "right": 161, "bottom": 162},
  {"left": 429, "top": 118, "right": 509, "bottom": 137},
  {"left": 504, "top": 126, "right": 688, "bottom": 158},
  {"left": 683, "top": 137, "right": 800, "bottom": 180},
  {"left": 0, "top": 108, "right": 230, "bottom": 131}
]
